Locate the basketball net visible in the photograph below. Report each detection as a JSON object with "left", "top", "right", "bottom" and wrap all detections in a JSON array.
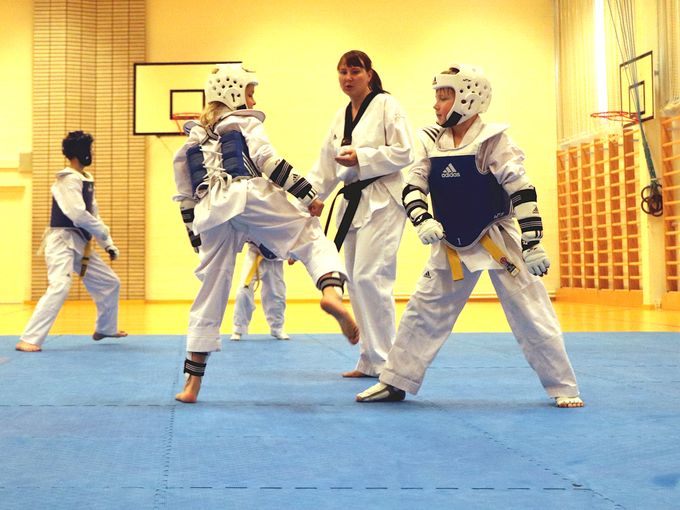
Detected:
[{"left": 590, "top": 110, "right": 638, "bottom": 125}]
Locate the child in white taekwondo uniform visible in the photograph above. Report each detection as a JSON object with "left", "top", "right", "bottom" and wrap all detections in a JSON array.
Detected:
[
  {"left": 230, "top": 242, "right": 289, "bottom": 341},
  {"left": 173, "top": 64, "right": 359, "bottom": 403},
  {"left": 357, "top": 64, "right": 583, "bottom": 408},
  {"left": 15, "top": 131, "right": 127, "bottom": 352},
  {"left": 305, "top": 50, "right": 414, "bottom": 378}
]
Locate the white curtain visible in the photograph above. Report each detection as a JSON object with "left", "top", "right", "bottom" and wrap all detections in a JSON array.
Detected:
[
  {"left": 557, "top": 0, "right": 601, "bottom": 144},
  {"left": 660, "top": 0, "right": 680, "bottom": 113},
  {"left": 603, "top": 0, "right": 625, "bottom": 112},
  {"left": 557, "top": 0, "right": 645, "bottom": 144}
]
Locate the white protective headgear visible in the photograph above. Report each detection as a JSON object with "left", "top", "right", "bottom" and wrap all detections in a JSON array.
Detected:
[
  {"left": 205, "top": 64, "right": 259, "bottom": 110},
  {"left": 432, "top": 64, "right": 491, "bottom": 127}
]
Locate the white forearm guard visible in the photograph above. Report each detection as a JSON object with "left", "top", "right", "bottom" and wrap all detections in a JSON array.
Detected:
[
  {"left": 402, "top": 184, "right": 431, "bottom": 226},
  {"left": 97, "top": 233, "right": 112, "bottom": 246},
  {"left": 511, "top": 186, "right": 543, "bottom": 243}
]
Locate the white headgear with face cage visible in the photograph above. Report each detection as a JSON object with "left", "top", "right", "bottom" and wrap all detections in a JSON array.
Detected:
[
  {"left": 432, "top": 64, "right": 491, "bottom": 127},
  {"left": 205, "top": 64, "right": 259, "bottom": 110}
]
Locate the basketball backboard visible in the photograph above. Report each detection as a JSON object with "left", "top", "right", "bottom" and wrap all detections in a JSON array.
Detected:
[
  {"left": 619, "top": 51, "right": 654, "bottom": 126},
  {"left": 133, "top": 61, "right": 240, "bottom": 136}
]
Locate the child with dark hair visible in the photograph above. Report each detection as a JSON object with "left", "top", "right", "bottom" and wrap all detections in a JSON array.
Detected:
[{"left": 16, "top": 131, "right": 127, "bottom": 352}]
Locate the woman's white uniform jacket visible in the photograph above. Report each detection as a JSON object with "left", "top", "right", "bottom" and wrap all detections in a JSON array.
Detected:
[{"left": 307, "top": 93, "right": 414, "bottom": 227}]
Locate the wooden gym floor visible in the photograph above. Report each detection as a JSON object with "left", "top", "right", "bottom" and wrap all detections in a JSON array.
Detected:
[{"left": 0, "top": 299, "right": 678, "bottom": 337}]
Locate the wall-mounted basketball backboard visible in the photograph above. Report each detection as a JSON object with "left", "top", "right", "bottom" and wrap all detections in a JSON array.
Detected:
[
  {"left": 133, "top": 61, "right": 240, "bottom": 136},
  {"left": 619, "top": 50, "right": 654, "bottom": 126}
]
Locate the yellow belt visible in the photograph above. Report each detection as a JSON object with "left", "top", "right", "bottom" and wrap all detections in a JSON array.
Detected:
[
  {"left": 79, "top": 241, "right": 93, "bottom": 278},
  {"left": 445, "top": 246, "right": 464, "bottom": 281},
  {"left": 244, "top": 254, "right": 264, "bottom": 288},
  {"left": 445, "top": 233, "right": 519, "bottom": 281}
]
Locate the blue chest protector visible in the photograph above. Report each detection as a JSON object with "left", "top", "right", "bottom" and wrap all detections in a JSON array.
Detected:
[
  {"left": 50, "top": 180, "right": 95, "bottom": 241},
  {"left": 186, "top": 130, "right": 260, "bottom": 195},
  {"left": 428, "top": 154, "right": 510, "bottom": 248}
]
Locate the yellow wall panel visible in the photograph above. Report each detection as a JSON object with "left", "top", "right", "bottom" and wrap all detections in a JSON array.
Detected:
[{"left": 144, "top": 0, "right": 559, "bottom": 300}]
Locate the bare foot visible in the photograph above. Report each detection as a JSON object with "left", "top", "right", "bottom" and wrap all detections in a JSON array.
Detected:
[
  {"left": 320, "top": 292, "right": 360, "bottom": 344},
  {"left": 93, "top": 331, "right": 128, "bottom": 341},
  {"left": 15, "top": 340, "right": 42, "bottom": 352},
  {"left": 175, "top": 375, "right": 202, "bottom": 403},
  {"left": 342, "top": 370, "right": 375, "bottom": 378},
  {"left": 555, "top": 396, "right": 584, "bottom": 408}
]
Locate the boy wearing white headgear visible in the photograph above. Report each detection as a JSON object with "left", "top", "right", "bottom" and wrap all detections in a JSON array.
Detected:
[{"left": 357, "top": 64, "right": 583, "bottom": 408}]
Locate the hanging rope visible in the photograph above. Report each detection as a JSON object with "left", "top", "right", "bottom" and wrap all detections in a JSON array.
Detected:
[{"left": 606, "top": 0, "right": 663, "bottom": 216}]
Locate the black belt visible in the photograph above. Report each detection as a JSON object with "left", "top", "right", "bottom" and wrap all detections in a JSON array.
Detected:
[{"left": 324, "top": 176, "right": 381, "bottom": 250}]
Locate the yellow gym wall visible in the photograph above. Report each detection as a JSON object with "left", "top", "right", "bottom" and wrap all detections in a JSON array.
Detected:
[
  {"left": 0, "top": 0, "right": 32, "bottom": 303},
  {"left": 1, "top": 0, "right": 559, "bottom": 304},
  {"left": 144, "top": 0, "right": 559, "bottom": 301}
]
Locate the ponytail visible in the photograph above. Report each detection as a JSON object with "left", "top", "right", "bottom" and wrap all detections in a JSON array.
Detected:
[{"left": 369, "top": 69, "right": 386, "bottom": 94}]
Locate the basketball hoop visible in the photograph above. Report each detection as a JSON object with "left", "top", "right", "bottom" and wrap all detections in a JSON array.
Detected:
[
  {"left": 171, "top": 112, "right": 200, "bottom": 134},
  {"left": 590, "top": 111, "right": 639, "bottom": 124}
]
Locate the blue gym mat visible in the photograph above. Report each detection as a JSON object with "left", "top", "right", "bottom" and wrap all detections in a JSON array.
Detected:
[{"left": 0, "top": 332, "right": 678, "bottom": 509}]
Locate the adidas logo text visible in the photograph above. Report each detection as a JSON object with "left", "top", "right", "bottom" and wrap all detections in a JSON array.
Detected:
[{"left": 441, "top": 163, "right": 460, "bottom": 178}]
